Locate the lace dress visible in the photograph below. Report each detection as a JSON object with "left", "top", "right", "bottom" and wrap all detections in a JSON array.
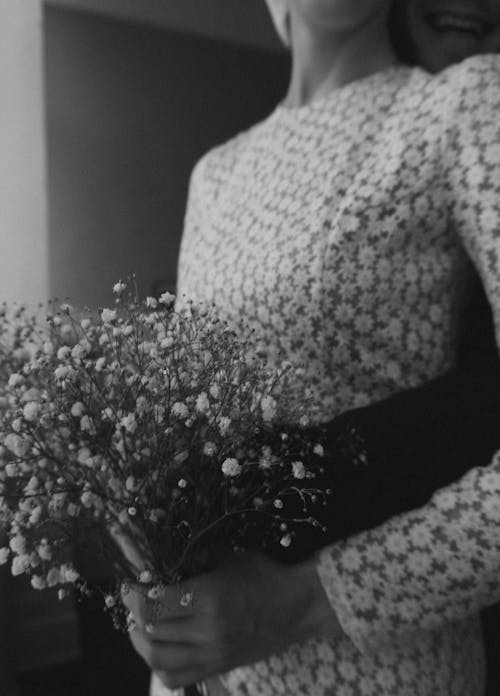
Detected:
[{"left": 151, "top": 55, "right": 500, "bottom": 695}]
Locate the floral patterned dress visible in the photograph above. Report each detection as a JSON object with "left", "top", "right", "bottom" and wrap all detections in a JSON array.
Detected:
[{"left": 152, "top": 55, "right": 500, "bottom": 696}]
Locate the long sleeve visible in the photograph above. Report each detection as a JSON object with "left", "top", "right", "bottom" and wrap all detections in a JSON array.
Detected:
[
  {"left": 271, "top": 349, "right": 500, "bottom": 563},
  {"left": 316, "top": 55, "right": 500, "bottom": 654}
]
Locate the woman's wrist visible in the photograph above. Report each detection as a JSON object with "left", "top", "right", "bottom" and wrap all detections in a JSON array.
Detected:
[{"left": 288, "top": 556, "right": 343, "bottom": 643}]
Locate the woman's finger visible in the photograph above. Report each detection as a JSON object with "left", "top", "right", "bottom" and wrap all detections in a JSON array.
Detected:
[
  {"left": 121, "top": 585, "right": 153, "bottom": 628},
  {"left": 129, "top": 628, "right": 199, "bottom": 674},
  {"left": 144, "top": 616, "right": 196, "bottom": 643},
  {"left": 156, "top": 668, "right": 211, "bottom": 691},
  {"left": 154, "top": 584, "right": 196, "bottom": 619}
]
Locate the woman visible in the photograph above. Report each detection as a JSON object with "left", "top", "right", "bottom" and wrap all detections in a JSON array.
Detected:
[
  {"left": 390, "top": 0, "right": 500, "bottom": 72},
  {"left": 127, "top": 1, "right": 500, "bottom": 694}
]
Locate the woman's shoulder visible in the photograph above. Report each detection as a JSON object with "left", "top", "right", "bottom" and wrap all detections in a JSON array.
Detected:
[
  {"left": 399, "top": 54, "right": 500, "bottom": 135},
  {"left": 190, "top": 116, "right": 274, "bottom": 189},
  {"left": 424, "top": 54, "right": 500, "bottom": 111},
  {"left": 438, "top": 53, "right": 500, "bottom": 94}
]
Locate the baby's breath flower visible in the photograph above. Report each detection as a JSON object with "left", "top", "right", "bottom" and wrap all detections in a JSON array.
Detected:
[
  {"left": 23, "top": 401, "right": 40, "bottom": 422},
  {"left": 12, "top": 554, "right": 31, "bottom": 576},
  {"left": 313, "top": 444, "right": 325, "bottom": 457},
  {"left": 178, "top": 479, "right": 188, "bottom": 489},
  {"left": 21, "top": 387, "right": 42, "bottom": 403},
  {"left": 54, "top": 365, "right": 71, "bottom": 381},
  {"left": 195, "top": 392, "right": 210, "bottom": 414},
  {"left": 80, "top": 415, "right": 94, "bottom": 433},
  {"left": 71, "top": 341, "right": 90, "bottom": 360},
  {"left": 67, "top": 503, "right": 79, "bottom": 517},
  {"left": 171, "top": 401, "right": 189, "bottom": 419},
  {"left": 80, "top": 491, "right": 94, "bottom": 508},
  {"left": 280, "top": 534, "right": 292, "bottom": 548},
  {"left": 8, "top": 373, "right": 24, "bottom": 388},
  {"left": 221, "top": 458, "right": 241, "bottom": 478},
  {"left": 147, "top": 585, "right": 163, "bottom": 600},
  {"left": 77, "top": 447, "right": 92, "bottom": 466},
  {"left": 29, "top": 506, "right": 43, "bottom": 525},
  {"left": 0, "top": 548, "right": 10, "bottom": 565},
  {"left": 217, "top": 417, "right": 231, "bottom": 436},
  {"left": 158, "top": 292, "right": 175, "bottom": 307},
  {"left": 292, "top": 461, "right": 306, "bottom": 480},
  {"left": 9, "top": 534, "right": 26, "bottom": 554},
  {"left": 259, "top": 446, "right": 273, "bottom": 470},
  {"left": 261, "top": 395, "right": 277, "bottom": 423},
  {"left": 56, "top": 346, "right": 71, "bottom": 361},
  {"left": 135, "top": 396, "right": 147, "bottom": 416},
  {"left": 105, "top": 595, "right": 116, "bottom": 608},
  {"left": 145, "top": 296, "right": 158, "bottom": 309},
  {"left": 4, "top": 433, "right": 30, "bottom": 458},
  {"left": 101, "top": 308, "right": 117, "bottom": 324},
  {"left": 61, "top": 565, "right": 80, "bottom": 583},
  {"left": 31, "top": 575, "right": 47, "bottom": 590},
  {"left": 5, "top": 463, "right": 18, "bottom": 477},
  {"left": 71, "top": 401, "right": 85, "bottom": 418},
  {"left": 125, "top": 476, "right": 138, "bottom": 492},
  {"left": 139, "top": 570, "right": 152, "bottom": 584},
  {"left": 95, "top": 357, "right": 106, "bottom": 372},
  {"left": 203, "top": 441, "right": 217, "bottom": 457},
  {"left": 113, "top": 281, "right": 126, "bottom": 295},
  {"left": 46, "top": 567, "right": 60, "bottom": 587},
  {"left": 209, "top": 383, "right": 220, "bottom": 399},
  {"left": 120, "top": 413, "right": 137, "bottom": 434}
]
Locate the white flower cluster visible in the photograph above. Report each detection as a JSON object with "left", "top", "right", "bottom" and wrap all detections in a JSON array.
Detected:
[{"left": 0, "top": 281, "right": 325, "bottom": 619}]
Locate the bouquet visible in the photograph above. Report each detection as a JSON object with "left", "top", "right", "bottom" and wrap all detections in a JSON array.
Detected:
[{"left": 0, "top": 282, "right": 329, "bottom": 630}]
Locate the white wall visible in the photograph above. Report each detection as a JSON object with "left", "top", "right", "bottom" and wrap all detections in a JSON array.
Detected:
[
  {"left": 0, "top": 2, "right": 80, "bottom": 674},
  {"left": 0, "top": 0, "right": 50, "bottom": 305},
  {"left": 47, "top": 0, "right": 282, "bottom": 52}
]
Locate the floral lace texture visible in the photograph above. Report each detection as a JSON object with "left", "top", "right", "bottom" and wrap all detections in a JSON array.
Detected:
[{"left": 153, "top": 56, "right": 500, "bottom": 695}]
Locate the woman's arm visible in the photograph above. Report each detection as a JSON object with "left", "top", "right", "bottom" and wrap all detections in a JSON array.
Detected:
[
  {"left": 124, "top": 553, "right": 340, "bottom": 690},
  {"left": 272, "top": 329, "right": 500, "bottom": 562},
  {"left": 315, "top": 55, "right": 500, "bottom": 654}
]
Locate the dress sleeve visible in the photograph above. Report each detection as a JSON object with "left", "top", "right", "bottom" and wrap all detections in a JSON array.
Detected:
[
  {"left": 316, "top": 55, "right": 500, "bottom": 655},
  {"left": 176, "top": 159, "right": 205, "bottom": 300}
]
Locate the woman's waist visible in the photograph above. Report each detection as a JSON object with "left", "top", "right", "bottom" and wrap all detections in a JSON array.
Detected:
[{"left": 216, "top": 616, "right": 483, "bottom": 696}]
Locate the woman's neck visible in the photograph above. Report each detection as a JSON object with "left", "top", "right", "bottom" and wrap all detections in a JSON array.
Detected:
[{"left": 284, "top": 10, "right": 399, "bottom": 108}]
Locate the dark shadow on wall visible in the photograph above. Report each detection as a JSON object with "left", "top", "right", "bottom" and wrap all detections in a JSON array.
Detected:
[{"left": 45, "top": 5, "right": 289, "bottom": 308}]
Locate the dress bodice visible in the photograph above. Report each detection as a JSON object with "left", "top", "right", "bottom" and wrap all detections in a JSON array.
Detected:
[{"left": 154, "top": 55, "right": 500, "bottom": 696}]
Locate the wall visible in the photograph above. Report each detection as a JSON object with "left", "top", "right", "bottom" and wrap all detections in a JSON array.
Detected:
[
  {"left": 45, "top": 6, "right": 289, "bottom": 307},
  {"left": 0, "top": 0, "right": 49, "bottom": 305},
  {"left": 47, "top": 0, "right": 282, "bottom": 52}
]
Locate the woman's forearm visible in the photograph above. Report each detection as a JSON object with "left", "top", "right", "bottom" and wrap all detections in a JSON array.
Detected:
[{"left": 271, "top": 357, "right": 500, "bottom": 562}]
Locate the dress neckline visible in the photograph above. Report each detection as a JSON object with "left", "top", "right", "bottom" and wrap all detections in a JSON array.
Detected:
[{"left": 272, "top": 63, "right": 416, "bottom": 119}]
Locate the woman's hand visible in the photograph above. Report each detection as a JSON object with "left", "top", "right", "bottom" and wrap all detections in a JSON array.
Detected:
[{"left": 122, "top": 552, "right": 342, "bottom": 690}]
